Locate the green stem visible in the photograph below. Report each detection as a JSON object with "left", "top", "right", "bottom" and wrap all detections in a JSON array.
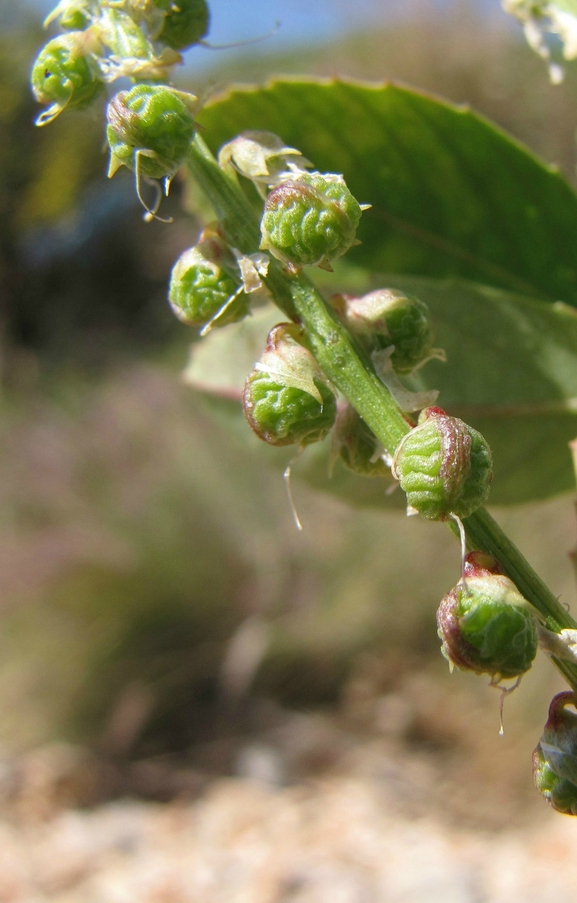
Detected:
[
  {"left": 465, "top": 507, "right": 575, "bottom": 631},
  {"left": 266, "top": 268, "right": 410, "bottom": 453},
  {"left": 187, "top": 133, "right": 261, "bottom": 252},
  {"left": 186, "top": 133, "right": 577, "bottom": 691}
]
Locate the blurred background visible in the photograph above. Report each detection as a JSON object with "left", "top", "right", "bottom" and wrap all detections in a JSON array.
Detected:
[{"left": 2, "top": 0, "right": 577, "bottom": 898}]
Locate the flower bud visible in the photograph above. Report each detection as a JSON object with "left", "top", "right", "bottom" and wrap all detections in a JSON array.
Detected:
[
  {"left": 392, "top": 406, "right": 493, "bottom": 520},
  {"left": 154, "top": 0, "right": 210, "bottom": 50},
  {"left": 333, "top": 405, "right": 391, "bottom": 478},
  {"left": 106, "top": 84, "right": 196, "bottom": 181},
  {"left": 243, "top": 324, "right": 338, "bottom": 447},
  {"left": 218, "top": 131, "right": 312, "bottom": 193},
  {"left": 169, "top": 230, "right": 248, "bottom": 330},
  {"left": 533, "top": 692, "right": 577, "bottom": 815},
  {"left": 260, "top": 173, "right": 364, "bottom": 272},
  {"left": 331, "top": 289, "right": 436, "bottom": 374},
  {"left": 437, "top": 552, "right": 538, "bottom": 680},
  {"left": 31, "top": 32, "right": 103, "bottom": 125}
]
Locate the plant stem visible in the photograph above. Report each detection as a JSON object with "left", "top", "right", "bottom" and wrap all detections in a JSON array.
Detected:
[{"left": 186, "top": 132, "right": 577, "bottom": 691}]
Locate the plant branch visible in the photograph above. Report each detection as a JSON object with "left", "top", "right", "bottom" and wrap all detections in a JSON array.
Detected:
[{"left": 186, "top": 132, "right": 577, "bottom": 692}]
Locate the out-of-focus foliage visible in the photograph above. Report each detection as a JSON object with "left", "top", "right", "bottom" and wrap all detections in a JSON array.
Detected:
[{"left": 0, "top": 364, "right": 460, "bottom": 754}]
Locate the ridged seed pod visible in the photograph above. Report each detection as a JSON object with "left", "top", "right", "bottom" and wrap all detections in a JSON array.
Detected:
[
  {"left": 31, "top": 33, "right": 103, "bottom": 123},
  {"left": 437, "top": 552, "right": 538, "bottom": 680},
  {"left": 392, "top": 406, "right": 492, "bottom": 520},
  {"left": 260, "top": 173, "right": 363, "bottom": 271},
  {"left": 169, "top": 232, "right": 248, "bottom": 330},
  {"left": 333, "top": 405, "right": 391, "bottom": 478},
  {"left": 534, "top": 692, "right": 577, "bottom": 815},
  {"left": 244, "top": 324, "right": 338, "bottom": 447},
  {"left": 106, "top": 85, "right": 196, "bottom": 180},
  {"left": 331, "top": 289, "right": 435, "bottom": 374},
  {"left": 155, "top": 0, "right": 210, "bottom": 49}
]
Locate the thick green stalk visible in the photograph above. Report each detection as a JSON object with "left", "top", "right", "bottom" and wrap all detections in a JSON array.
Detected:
[{"left": 186, "top": 133, "right": 577, "bottom": 691}]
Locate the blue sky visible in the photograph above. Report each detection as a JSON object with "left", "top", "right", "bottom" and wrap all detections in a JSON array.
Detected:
[{"left": 24, "top": 0, "right": 509, "bottom": 59}]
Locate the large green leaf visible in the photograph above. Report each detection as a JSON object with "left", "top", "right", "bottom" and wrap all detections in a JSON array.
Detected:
[
  {"left": 184, "top": 279, "right": 577, "bottom": 506},
  {"left": 198, "top": 80, "right": 577, "bottom": 305}
]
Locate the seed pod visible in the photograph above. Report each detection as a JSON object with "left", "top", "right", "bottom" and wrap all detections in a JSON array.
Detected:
[
  {"left": 169, "top": 231, "right": 248, "bottom": 330},
  {"left": 106, "top": 84, "right": 196, "bottom": 181},
  {"left": 154, "top": 0, "right": 210, "bottom": 49},
  {"left": 260, "top": 173, "right": 363, "bottom": 271},
  {"left": 331, "top": 289, "right": 436, "bottom": 374},
  {"left": 31, "top": 32, "right": 103, "bottom": 125},
  {"left": 333, "top": 405, "right": 391, "bottom": 478},
  {"left": 243, "top": 324, "right": 338, "bottom": 447},
  {"left": 437, "top": 552, "right": 538, "bottom": 680},
  {"left": 533, "top": 692, "right": 577, "bottom": 815},
  {"left": 392, "top": 406, "right": 492, "bottom": 520}
]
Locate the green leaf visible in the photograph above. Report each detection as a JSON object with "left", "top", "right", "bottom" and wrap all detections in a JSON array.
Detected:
[
  {"left": 198, "top": 79, "right": 577, "bottom": 306},
  {"left": 184, "top": 279, "right": 577, "bottom": 506}
]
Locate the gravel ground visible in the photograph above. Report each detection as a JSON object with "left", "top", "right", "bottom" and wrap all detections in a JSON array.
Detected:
[
  {"left": 0, "top": 726, "right": 575, "bottom": 903},
  {"left": 1, "top": 772, "right": 577, "bottom": 903}
]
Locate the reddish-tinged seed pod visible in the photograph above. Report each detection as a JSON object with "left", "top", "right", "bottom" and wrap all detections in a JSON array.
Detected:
[
  {"left": 392, "top": 406, "right": 493, "bottom": 520},
  {"left": 534, "top": 692, "right": 577, "bottom": 816},
  {"left": 437, "top": 552, "right": 538, "bottom": 680}
]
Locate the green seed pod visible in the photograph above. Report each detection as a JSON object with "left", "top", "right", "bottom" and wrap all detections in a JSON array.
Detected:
[
  {"left": 31, "top": 32, "right": 103, "bottom": 125},
  {"left": 392, "top": 406, "right": 493, "bottom": 520},
  {"left": 155, "top": 0, "right": 210, "bottom": 49},
  {"left": 60, "top": 8, "right": 89, "bottom": 28},
  {"left": 243, "top": 324, "right": 338, "bottom": 447},
  {"left": 106, "top": 84, "right": 196, "bottom": 181},
  {"left": 260, "top": 173, "right": 364, "bottom": 272},
  {"left": 331, "top": 289, "right": 436, "bottom": 374},
  {"left": 333, "top": 405, "right": 391, "bottom": 478},
  {"left": 169, "top": 229, "right": 248, "bottom": 330},
  {"left": 533, "top": 692, "right": 577, "bottom": 815},
  {"left": 437, "top": 552, "right": 538, "bottom": 680}
]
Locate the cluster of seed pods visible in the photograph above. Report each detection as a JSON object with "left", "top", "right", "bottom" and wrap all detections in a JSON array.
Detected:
[{"left": 31, "top": 0, "right": 209, "bottom": 125}]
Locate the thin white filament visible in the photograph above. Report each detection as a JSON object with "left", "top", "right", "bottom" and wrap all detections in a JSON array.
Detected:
[
  {"left": 199, "top": 285, "right": 244, "bottom": 337},
  {"left": 134, "top": 151, "right": 173, "bottom": 224},
  {"left": 199, "top": 20, "right": 280, "bottom": 50},
  {"left": 284, "top": 448, "right": 305, "bottom": 532},
  {"left": 450, "top": 513, "right": 467, "bottom": 584}
]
